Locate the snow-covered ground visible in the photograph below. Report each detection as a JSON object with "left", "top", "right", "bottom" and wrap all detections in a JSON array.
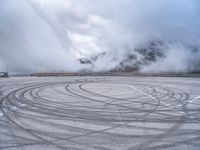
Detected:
[{"left": 0, "top": 76, "right": 200, "bottom": 150}]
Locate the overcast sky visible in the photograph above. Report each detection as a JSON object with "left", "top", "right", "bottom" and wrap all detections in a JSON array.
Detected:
[{"left": 0, "top": 0, "right": 200, "bottom": 73}]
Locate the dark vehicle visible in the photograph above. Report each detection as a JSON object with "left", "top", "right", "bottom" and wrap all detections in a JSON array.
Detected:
[{"left": 0, "top": 72, "right": 8, "bottom": 77}]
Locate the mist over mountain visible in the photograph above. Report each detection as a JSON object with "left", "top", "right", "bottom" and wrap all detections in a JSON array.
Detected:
[{"left": 0, "top": 0, "right": 200, "bottom": 73}]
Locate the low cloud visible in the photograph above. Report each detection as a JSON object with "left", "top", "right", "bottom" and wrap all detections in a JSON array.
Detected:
[{"left": 0, "top": 0, "right": 200, "bottom": 73}]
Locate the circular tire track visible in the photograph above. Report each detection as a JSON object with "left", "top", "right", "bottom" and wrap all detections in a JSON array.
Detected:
[{"left": 0, "top": 76, "right": 200, "bottom": 150}]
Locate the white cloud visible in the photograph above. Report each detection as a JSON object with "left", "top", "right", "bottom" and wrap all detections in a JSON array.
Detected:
[{"left": 0, "top": 0, "right": 200, "bottom": 73}]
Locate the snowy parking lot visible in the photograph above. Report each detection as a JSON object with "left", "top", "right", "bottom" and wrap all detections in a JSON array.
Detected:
[{"left": 0, "top": 76, "right": 200, "bottom": 150}]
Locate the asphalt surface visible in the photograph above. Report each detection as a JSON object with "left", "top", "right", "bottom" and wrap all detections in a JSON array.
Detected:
[{"left": 0, "top": 76, "right": 200, "bottom": 150}]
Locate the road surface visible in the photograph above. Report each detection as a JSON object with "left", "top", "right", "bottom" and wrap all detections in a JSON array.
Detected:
[{"left": 0, "top": 76, "right": 200, "bottom": 150}]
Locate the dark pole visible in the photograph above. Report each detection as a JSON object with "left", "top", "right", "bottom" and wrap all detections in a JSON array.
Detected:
[{"left": 6, "top": 65, "right": 8, "bottom": 77}]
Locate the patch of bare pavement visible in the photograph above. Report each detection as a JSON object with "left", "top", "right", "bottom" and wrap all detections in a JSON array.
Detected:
[{"left": 0, "top": 76, "right": 200, "bottom": 150}]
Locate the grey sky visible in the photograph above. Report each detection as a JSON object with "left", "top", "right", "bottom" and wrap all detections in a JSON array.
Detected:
[{"left": 0, "top": 0, "right": 200, "bottom": 73}]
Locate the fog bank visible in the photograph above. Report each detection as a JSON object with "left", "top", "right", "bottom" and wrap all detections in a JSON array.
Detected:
[{"left": 0, "top": 0, "right": 200, "bottom": 73}]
